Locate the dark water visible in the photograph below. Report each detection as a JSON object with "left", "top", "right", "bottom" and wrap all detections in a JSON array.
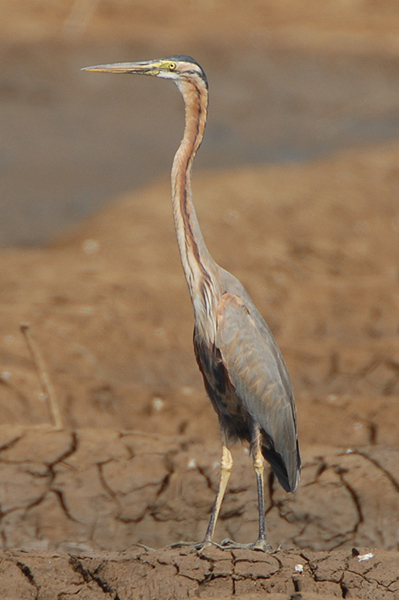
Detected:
[{"left": 1, "top": 41, "right": 399, "bottom": 245}]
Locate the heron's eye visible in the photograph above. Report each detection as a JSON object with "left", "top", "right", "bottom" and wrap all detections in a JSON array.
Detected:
[{"left": 169, "top": 62, "right": 177, "bottom": 71}]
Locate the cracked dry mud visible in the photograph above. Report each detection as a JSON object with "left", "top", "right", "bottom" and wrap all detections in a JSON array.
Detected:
[
  {"left": 3, "top": 545, "right": 399, "bottom": 600},
  {"left": 0, "top": 141, "right": 398, "bottom": 598}
]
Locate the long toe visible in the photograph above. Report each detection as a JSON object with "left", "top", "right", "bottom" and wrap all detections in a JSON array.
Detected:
[
  {"left": 170, "top": 540, "right": 214, "bottom": 552},
  {"left": 170, "top": 540, "right": 199, "bottom": 549},
  {"left": 219, "top": 538, "right": 271, "bottom": 552}
]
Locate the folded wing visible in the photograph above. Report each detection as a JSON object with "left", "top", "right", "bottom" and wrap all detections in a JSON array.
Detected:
[{"left": 216, "top": 292, "right": 300, "bottom": 492}]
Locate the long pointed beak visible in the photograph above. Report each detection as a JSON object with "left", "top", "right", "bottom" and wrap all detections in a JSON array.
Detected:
[{"left": 82, "top": 61, "right": 160, "bottom": 75}]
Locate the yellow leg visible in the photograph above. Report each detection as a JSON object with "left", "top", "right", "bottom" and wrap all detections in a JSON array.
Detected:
[
  {"left": 202, "top": 444, "right": 233, "bottom": 545},
  {"left": 219, "top": 430, "right": 271, "bottom": 552}
]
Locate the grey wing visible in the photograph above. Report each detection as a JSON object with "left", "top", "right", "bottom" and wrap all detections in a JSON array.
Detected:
[{"left": 216, "top": 292, "right": 300, "bottom": 492}]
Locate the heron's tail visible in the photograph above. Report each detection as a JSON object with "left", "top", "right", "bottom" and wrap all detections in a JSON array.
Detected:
[{"left": 262, "top": 442, "right": 300, "bottom": 493}]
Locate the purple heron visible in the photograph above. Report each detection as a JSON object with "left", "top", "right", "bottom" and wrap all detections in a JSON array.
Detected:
[{"left": 83, "top": 56, "right": 301, "bottom": 551}]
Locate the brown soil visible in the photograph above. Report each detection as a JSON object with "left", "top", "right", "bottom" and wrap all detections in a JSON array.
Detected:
[
  {"left": 2, "top": 2, "right": 399, "bottom": 598},
  {"left": 0, "top": 140, "right": 399, "bottom": 598}
]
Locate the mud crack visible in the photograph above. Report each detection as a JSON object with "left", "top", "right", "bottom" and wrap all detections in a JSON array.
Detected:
[
  {"left": 299, "top": 551, "right": 346, "bottom": 597},
  {"left": 333, "top": 465, "right": 364, "bottom": 540},
  {"left": 16, "top": 560, "right": 39, "bottom": 599},
  {"left": 349, "top": 449, "right": 399, "bottom": 492},
  {"left": 70, "top": 556, "right": 120, "bottom": 598}
]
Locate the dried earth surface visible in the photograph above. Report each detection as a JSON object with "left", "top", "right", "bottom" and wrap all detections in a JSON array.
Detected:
[
  {"left": 0, "top": 141, "right": 398, "bottom": 598},
  {"left": 2, "top": 1, "right": 399, "bottom": 598}
]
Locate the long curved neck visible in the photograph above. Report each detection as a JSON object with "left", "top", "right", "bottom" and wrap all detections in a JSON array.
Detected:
[{"left": 171, "top": 78, "right": 219, "bottom": 317}]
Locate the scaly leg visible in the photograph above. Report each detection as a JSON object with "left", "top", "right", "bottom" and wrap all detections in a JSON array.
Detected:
[
  {"left": 251, "top": 443, "right": 271, "bottom": 551},
  {"left": 201, "top": 444, "right": 233, "bottom": 546},
  {"left": 171, "top": 443, "right": 233, "bottom": 551},
  {"left": 221, "top": 427, "right": 271, "bottom": 551}
]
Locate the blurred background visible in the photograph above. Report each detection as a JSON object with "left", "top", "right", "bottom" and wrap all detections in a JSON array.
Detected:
[{"left": 2, "top": 0, "right": 399, "bottom": 246}]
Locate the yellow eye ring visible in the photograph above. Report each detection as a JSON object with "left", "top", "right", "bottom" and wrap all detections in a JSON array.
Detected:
[{"left": 169, "top": 62, "right": 177, "bottom": 71}]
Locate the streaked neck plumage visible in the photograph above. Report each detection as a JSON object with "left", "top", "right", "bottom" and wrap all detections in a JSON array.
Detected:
[{"left": 171, "top": 76, "right": 220, "bottom": 333}]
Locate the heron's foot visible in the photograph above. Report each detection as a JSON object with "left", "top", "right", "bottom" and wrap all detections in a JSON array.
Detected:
[
  {"left": 170, "top": 540, "right": 200, "bottom": 549},
  {"left": 170, "top": 537, "right": 228, "bottom": 554},
  {"left": 219, "top": 537, "right": 272, "bottom": 552},
  {"left": 169, "top": 539, "right": 214, "bottom": 553}
]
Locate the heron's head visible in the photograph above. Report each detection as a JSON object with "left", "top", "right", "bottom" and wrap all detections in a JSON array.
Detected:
[{"left": 83, "top": 55, "right": 208, "bottom": 89}]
